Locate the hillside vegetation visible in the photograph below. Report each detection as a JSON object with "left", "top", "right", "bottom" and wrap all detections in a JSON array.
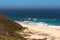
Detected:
[{"left": 0, "top": 13, "right": 26, "bottom": 40}]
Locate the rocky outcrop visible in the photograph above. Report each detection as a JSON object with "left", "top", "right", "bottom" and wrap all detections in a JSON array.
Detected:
[
  {"left": 0, "top": 13, "right": 26, "bottom": 40},
  {"left": 20, "top": 18, "right": 37, "bottom": 21}
]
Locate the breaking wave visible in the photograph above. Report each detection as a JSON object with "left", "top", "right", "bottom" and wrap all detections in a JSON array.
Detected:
[{"left": 15, "top": 20, "right": 60, "bottom": 28}]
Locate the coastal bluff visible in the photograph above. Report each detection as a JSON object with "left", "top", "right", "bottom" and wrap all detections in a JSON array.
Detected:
[
  {"left": 0, "top": 13, "right": 60, "bottom": 40},
  {"left": 0, "top": 13, "right": 26, "bottom": 40}
]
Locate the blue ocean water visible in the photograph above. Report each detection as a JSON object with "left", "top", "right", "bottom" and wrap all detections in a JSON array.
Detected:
[
  {"left": 1, "top": 9, "right": 60, "bottom": 19},
  {"left": 0, "top": 9, "right": 60, "bottom": 28}
]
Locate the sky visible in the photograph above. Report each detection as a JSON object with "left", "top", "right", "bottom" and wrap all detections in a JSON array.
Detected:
[{"left": 0, "top": 0, "right": 60, "bottom": 9}]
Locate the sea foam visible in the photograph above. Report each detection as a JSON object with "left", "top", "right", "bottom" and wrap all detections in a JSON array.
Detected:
[{"left": 15, "top": 21, "right": 60, "bottom": 28}]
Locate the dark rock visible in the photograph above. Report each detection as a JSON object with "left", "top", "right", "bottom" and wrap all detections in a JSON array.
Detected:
[{"left": 20, "top": 18, "right": 37, "bottom": 21}]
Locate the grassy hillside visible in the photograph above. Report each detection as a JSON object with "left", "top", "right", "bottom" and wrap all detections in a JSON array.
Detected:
[{"left": 0, "top": 13, "right": 26, "bottom": 40}]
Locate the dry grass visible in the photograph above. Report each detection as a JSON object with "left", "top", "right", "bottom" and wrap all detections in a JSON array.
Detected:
[{"left": 0, "top": 13, "right": 26, "bottom": 40}]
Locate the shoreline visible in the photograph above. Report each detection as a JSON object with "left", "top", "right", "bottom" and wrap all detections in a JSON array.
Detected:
[{"left": 15, "top": 21, "right": 60, "bottom": 29}]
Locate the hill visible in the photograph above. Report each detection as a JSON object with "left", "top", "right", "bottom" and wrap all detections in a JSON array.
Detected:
[{"left": 0, "top": 13, "right": 26, "bottom": 40}]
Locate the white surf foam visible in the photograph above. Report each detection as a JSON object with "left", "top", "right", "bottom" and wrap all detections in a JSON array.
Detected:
[{"left": 15, "top": 21, "right": 60, "bottom": 28}]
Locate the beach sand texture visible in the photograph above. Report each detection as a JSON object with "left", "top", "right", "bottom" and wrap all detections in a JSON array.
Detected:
[{"left": 17, "top": 23, "right": 60, "bottom": 40}]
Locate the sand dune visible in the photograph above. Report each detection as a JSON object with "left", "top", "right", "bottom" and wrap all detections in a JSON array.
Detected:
[{"left": 18, "top": 23, "right": 60, "bottom": 40}]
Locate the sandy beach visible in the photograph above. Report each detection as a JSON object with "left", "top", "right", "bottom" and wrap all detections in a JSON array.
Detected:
[{"left": 16, "top": 23, "right": 60, "bottom": 40}]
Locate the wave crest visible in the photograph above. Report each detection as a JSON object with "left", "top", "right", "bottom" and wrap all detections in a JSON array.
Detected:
[{"left": 15, "top": 20, "right": 60, "bottom": 28}]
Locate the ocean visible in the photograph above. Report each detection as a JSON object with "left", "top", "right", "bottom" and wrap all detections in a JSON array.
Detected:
[{"left": 0, "top": 9, "right": 60, "bottom": 28}]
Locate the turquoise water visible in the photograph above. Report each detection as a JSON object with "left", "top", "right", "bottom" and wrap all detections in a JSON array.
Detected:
[
  {"left": 1, "top": 9, "right": 60, "bottom": 28},
  {"left": 15, "top": 18, "right": 60, "bottom": 28},
  {"left": 21, "top": 19, "right": 60, "bottom": 26},
  {"left": 36, "top": 19, "right": 60, "bottom": 26}
]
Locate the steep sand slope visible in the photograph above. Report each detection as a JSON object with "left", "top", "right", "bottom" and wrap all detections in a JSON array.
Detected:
[{"left": 17, "top": 23, "right": 60, "bottom": 40}]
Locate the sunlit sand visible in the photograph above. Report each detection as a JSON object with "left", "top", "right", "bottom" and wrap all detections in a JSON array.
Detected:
[{"left": 17, "top": 23, "right": 60, "bottom": 40}]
